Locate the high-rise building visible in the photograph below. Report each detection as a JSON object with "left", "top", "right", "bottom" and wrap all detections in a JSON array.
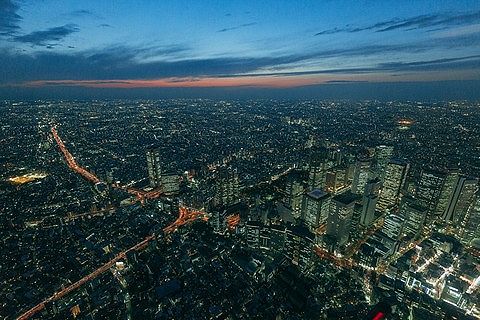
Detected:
[
  {"left": 351, "top": 159, "right": 371, "bottom": 195},
  {"left": 215, "top": 167, "right": 241, "bottom": 207},
  {"left": 284, "top": 224, "right": 315, "bottom": 270},
  {"left": 325, "top": 165, "right": 349, "bottom": 194},
  {"left": 301, "top": 189, "right": 331, "bottom": 232},
  {"left": 284, "top": 172, "right": 305, "bottom": 219},
  {"left": 382, "top": 213, "right": 405, "bottom": 240},
  {"left": 458, "top": 194, "right": 480, "bottom": 245},
  {"left": 437, "top": 170, "right": 460, "bottom": 221},
  {"left": 146, "top": 148, "right": 162, "bottom": 188},
  {"left": 161, "top": 173, "right": 180, "bottom": 195},
  {"left": 377, "top": 160, "right": 409, "bottom": 211},
  {"left": 400, "top": 196, "right": 427, "bottom": 239},
  {"left": 326, "top": 192, "right": 359, "bottom": 246},
  {"left": 443, "top": 176, "right": 478, "bottom": 224},
  {"left": 361, "top": 178, "right": 382, "bottom": 227},
  {"left": 374, "top": 145, "right": 394, "bottom": 178},
  {"left": 307, "top": 147, "right": 329, "bottom": 189},
  {"left": 416, "top": 168, "right": 447, "bottom": 222}
]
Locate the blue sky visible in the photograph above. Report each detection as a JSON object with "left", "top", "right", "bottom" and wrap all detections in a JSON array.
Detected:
[{"left": 1, "top": 0, "right": 480, "bottom": 98}]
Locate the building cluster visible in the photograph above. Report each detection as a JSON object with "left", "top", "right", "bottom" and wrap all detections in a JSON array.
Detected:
[{"left": 1, "top": 99, "right": 480, "bottom": 319}]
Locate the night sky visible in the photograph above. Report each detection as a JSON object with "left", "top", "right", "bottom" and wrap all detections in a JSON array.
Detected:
[{"left": 1, "top": 0, "right": 480, "bottom": 99}]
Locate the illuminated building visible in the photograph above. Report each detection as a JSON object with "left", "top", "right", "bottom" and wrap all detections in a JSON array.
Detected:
[
  {"left": 436, "top": 169, "right": 460, "bottom": 221},
  {"left": 146, "top": 147, "right": 162, "bottom": 187},
  {"left": 301, "top": 189, "right": 331, "bottom": 232},
  {"left": 326, "top": 192, "right": 359, "bottom": 246},
  {"left": 382, "top": 214, "right": 404, "bottom": 240},
  {"left": 400, "top": 196, "right": 427, "bottom": 238},
  {"left": 416, "top": 168, "right": 447, "bottom": 223},
  {"left": 351, "top": 159, "right": 371, "bottom": 195},
  {"left": 377, "top": 160, "right": 409, "bottom": 211},
  {"left": 307, "top": 147, "right": 329, "bottom": 189},
  {"left": 161, "top": 172, "right": 180, "bottom": 195},
  {"left": 458, "top": 194, "right": 480, "bottom": 245},
  {"left": 284, "top": 172, "right": 305, "bottom": 219},
  {"left": 215, "top": 167, "right": 241, "bottom": 207},
  {"left": 361, "top": 178, "right": 381, "bottom": 227},
  {"left": 325, "top": 165, "right": 349, "bottom": 194},
  {"left": 374, "top": 145, "right": 394, "bottom": 179},
  {"left": 445, "top": 176, "right": 478, "bottom": 225}
]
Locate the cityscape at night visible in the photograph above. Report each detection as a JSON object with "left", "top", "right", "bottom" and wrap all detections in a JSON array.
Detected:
[{"left": 1, "top": 1, "right": 480, "bottom": 320}]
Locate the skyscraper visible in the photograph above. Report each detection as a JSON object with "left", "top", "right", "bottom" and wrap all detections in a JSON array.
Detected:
[
  {"left": 284, "top": 172, "right": 305, "bottom": 219},
  {"left": 325, "top": 165, "right": 349, "bottom": 194},
  {"left": 215, "top": 167, "right": 241, "bottom": 207},
  {"left": 416, "top": 167, "right": 447, "bottom": 223},
  {"left": 307, "top": 147, "right": 329, "bottom": 189},
  {"left": 458, "top": 194, "right": 480, "bottom": 245},
  {"left": 437, "top": 170, "right": 460, "bottom": 221},
  {"left": 161, "top": 173, "right": 180, "bottom": 195},
  {"left": 400, "top": 196, "right": 427, "bottom": 239},
  {"left": 374, "top": 145, "right": 394, "bottom": 179},
  {"left": 447, "top": 176, "right": 479, "bottom": 225},
  {"left": 351, "top": 159, "right": 371, "bottom": 195},
  {"left": 377, "top": 160, "right": 409, "bottom": 211},
  {"left": 301, "top": 189, "right": 331, "bottom": 232},
  {"left": 146, "top": 147, "right": 162, "bottom": 188},
  {"left": 361, "top": 178, "right": 381, "bottom": 227},
  {"left": 382, "top": 213, "right": 405, "bottom": 240},
  {"left": 326, "top": 192, "right": 359, "bottom": 246}
]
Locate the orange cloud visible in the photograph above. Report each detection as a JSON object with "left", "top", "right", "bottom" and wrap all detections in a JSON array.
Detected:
[{"left": 25, "top": 75, "right": 328, "bottom": 89}]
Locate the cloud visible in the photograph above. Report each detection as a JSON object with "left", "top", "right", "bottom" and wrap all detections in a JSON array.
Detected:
[
  {"left": 0, "top": 0, "right": 22, "bottom": 36},
  {"left": 13, "top": 24, "right": 79, "bottom": 46},
  {"left": 315, "top": 10, "right": 480, "bottom": 35},
  {"left": 217, "top": 22, "right": 257, "bottom": 32},
  {"left": 70, "top": 9, "right": 103, "bottom": 20},
  {"left": 1, "top": 30, "right": 479, "bottom": 86},
  {"left": 70, "top": 9, "right": 93, "bottom": 17}
]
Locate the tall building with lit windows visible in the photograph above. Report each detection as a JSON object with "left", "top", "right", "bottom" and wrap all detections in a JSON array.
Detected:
[
  {"left": 351, "top": 159, "right": 371, "bottom": 195},
  {"left": 146, "top": 147, "right": 162, "bottom": 187},
  {"left": 301, "top": 189, "right": 331, "bottom": 232},
  {"left": 416, "top": 167, "right": 447, "bottom": 222},
  {"left": 326, "top": 192, "right": 359, "bottom": 246},
  {"left": 374, "top": 145, "right": 394, "bottom": 179},
  {"left": 377, "top": 160, "right": 409, "bottom": 211},
  {"left": 443, "top": 176, "right": 478, "bottom": 224},
  {"left": 458, "top": 194, "right": 480, "bottom": 245}
]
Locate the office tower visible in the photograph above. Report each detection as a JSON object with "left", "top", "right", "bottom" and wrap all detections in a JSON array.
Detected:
[
  {"left": 307, "top": 147, "right": 329, "bottom": 189},
  {"left": 325, "top": 165, "right": 349, "bottom": 194},
  {"left": 377, "top": 160, "right": 410, "bottom": 211},
  {"left": 458, "top": 194, "right": 480, "bottom": 245},
  {"left": 382, "top": 214, "right": 405, "bottom": 240},
  {"left": 215, "top": 167, "right": 241, "bottom": 207},
  {"left": 326, "top": 192, "right": 359, "bottom": 246},
  {"left": 361, "top": 178, "right": 381, "bottom": 227},
  {"left": 146, "top": 147, "right": 162, "bottom": 187},
  {"left": 443, "top": 176, "right": 478, "bottom": 224},
  {"left": 349, "top": 203, "right": 364, "bottom": 240},
  {"left": 351, "top": 159, "right": 371, "bottom": 194},
  {"left": 284, "top": 172, "right": 305, "bottom": 219},
  {"left": 437, "top": 170, "right": 460, "bottom": 221},
  {"left": 374, "top": 145, "right": 394, "bottom": 178},
  {"left": 400, "top": 196, "right": 427, "bottom": 239},
  {"left": 284, "top": 224, "right": 315, "bottom": 270},
  {"left": 301, "top": 189, "right": 331, "bottom": 232},
  {"left": 416, "top": 168, "right": 447, "bottom": 222},
  {"left": 161, "top": 173, "right": 180, "bottom": 195}
]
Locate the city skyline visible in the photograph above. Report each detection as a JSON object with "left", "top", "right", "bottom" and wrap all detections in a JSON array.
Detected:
[{"left": 1, "top": 0, "right": 480, "bottom": 99}]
